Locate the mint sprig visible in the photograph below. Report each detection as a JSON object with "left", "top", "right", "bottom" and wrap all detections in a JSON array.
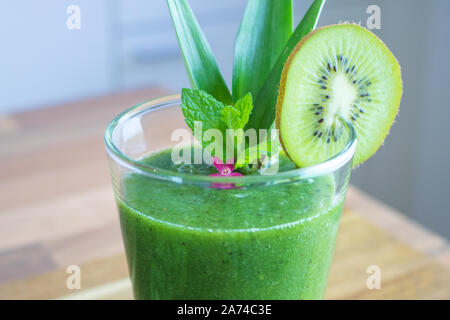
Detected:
[
  {"left": 181, "top": 88, "right": 252, "bottom": 134},
  {"left": 181, "top": 87, "right": 251, "bottom": 129},
  {"left": 181, "top": 89, "right": 257, "bottom": 162}
]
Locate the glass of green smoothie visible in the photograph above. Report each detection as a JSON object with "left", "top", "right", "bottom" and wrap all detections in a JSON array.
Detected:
[
  {"left": 105, "top": 96, "right": 357, "bottom": 299},
  {"left": 105, "top": 0, "right": 403, "bottom": 301}
]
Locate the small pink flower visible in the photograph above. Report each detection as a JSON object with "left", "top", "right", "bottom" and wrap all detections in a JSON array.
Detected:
[
  {"left": 209, "top": 157, "right": 242, "bottom": 189},
  {"left": 209, "top": 157, "right": 242, "bottom": 177}
]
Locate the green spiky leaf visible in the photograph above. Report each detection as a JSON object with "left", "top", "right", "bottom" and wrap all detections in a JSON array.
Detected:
[
  {"left": 232, "top": 0, "right": 293, "bottom": 103},
  {"left": 167, "top": 0, "right": 232, "bottom": 104},
  {"left": 246, "top": 0, "right": 326, "bottom": 131}
]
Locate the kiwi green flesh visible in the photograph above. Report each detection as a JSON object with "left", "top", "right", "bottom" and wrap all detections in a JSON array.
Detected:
[{"left": 277, "top": 24, "right": 402, "bottom": 167}]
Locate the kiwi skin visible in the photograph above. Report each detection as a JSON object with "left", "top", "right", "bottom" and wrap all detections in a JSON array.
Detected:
[{"left": 275, "top": 23, "right": 403, "bottom": 167}]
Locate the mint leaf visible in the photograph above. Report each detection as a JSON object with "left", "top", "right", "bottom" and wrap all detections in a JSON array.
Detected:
[
  {"left": 232, "top": 93, "right": 253, "bottom": 128},
  {"left": 181, "top": 88, "right": 226, "bottom": 133},
  {"left": 182, "top": 89, "right": 253, "bottom": 134},
  {"left": 221, "top": 106, "right": 242, "bottom": 130},
  {"left": 221, "top": 93, "right": 252, "bottom": 130},
  {"left": 181, "top": 88, "right": 262, "bottom": 162}
]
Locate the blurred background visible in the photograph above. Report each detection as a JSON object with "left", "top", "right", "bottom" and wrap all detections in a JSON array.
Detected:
[
  {"left": 1, "top": 0, "right": 450, "bottom": 300},
  {"left": 0, "top": 0, "right": 449, "bottom": 241}
]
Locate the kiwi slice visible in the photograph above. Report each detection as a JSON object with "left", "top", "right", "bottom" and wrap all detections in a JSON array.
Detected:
[{"left": 276, "top": 24, "right": 402, "bottom": 167}]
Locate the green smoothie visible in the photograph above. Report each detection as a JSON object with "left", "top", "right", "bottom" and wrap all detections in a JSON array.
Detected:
[{"left": 117, "top": 149, "right": 346, "bottom": 299}]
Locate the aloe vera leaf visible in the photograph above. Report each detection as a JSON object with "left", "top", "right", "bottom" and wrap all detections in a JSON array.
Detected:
[
  {"left": 167, "top": 0, "right": 232, "bottom": 104},
  {"left": 246, "top": 0, "right": 326, "bottom": 131},
  {"left": 232, "top": 0, "right": 293, "bottom": 103}
]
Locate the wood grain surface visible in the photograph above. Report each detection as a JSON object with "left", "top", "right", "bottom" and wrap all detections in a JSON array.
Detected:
[{"left": 0, "top": 89, "right": 449, "bottom": 300}]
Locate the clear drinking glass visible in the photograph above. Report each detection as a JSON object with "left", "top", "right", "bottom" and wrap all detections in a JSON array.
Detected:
[{"left": 105, "top": 95, "right": 357, "bottom": 300}]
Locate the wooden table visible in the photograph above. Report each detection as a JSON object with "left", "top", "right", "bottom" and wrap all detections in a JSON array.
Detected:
[{"left": 0, "top": 88, "right": 449, "bottom": 300}]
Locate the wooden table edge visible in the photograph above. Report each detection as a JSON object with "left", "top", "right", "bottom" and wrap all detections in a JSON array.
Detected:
[{"left": 346, "top": 186, "right": 450, "bottom": 268}]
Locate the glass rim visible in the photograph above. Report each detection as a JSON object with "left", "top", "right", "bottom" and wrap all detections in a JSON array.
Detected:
[{"left": 104, "top": 95, "right": 357, "bottom": 186}]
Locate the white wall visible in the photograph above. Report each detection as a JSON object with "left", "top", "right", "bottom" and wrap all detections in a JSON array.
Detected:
[{"left": 0, "top": 0, "right": 112, "bottom": 112}]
